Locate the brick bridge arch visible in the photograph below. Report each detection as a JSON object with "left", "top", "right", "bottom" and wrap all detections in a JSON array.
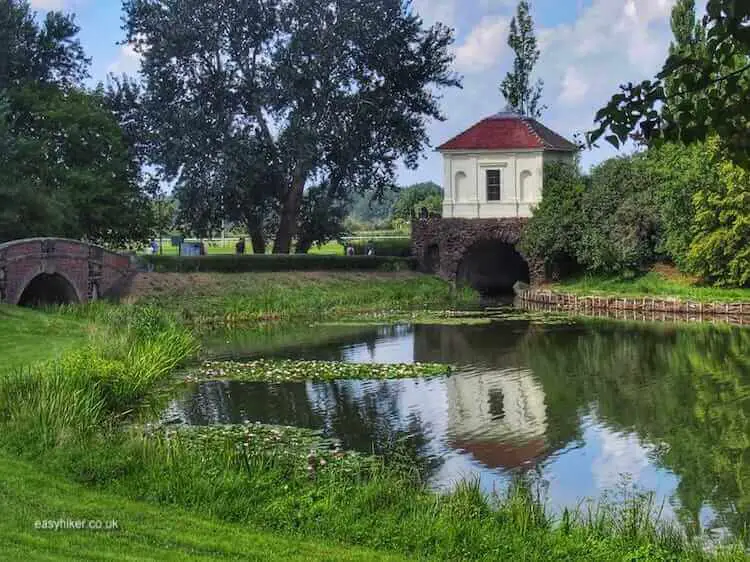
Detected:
[
  {"left": 0, "top": 238, "right": 135, "bottom": 306},
  {"left": 411, "top": 218, "right": 543, "bottom": 294}
]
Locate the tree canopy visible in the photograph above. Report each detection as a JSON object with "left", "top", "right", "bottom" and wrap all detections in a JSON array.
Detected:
[
  {"left": 0, "top": 0, "right": 152, "bottom": 246},
  {"left": 120, "top": 0, "right": 460, "bottom": 253},
  {"left": 588, "top": 0, "right": 750, "bottom": 167}
]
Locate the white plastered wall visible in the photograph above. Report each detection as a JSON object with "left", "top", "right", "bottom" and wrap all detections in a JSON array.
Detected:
[{"left": 441, "top": 150, "right": 574, "bottom": 218}]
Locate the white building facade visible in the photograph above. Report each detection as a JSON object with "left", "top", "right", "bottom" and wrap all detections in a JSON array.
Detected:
[{"left": 437, "top": 112, "right": 577, "bottom": 219}]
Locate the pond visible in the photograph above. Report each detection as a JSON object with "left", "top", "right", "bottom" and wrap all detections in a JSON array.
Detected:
[{"left": 163, "top": 315, "right": 750, "bottom": 541}]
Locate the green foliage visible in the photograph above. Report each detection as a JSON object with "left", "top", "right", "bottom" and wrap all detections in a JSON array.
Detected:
[
  {"left": 349, "top": 238, "right": 412, "bottom": 257},
  {"left": 122, "top": 0, "right": 460, "bottom": 253},
  {"left": 142, "top": 254, "right": 416, "bottom": 274},
  {"left": 295, "top": 183, "right": 350, "bottom": 254},
  {"left": 348, "top": 188, "right": 401, "bottom": 229},
  {"left": 589, "top": 0, "right": 750, "bottom": 166},
  {"left": 392, "top": 182, "right": 443, "bottom": 220},
  {"left": 577, "top": 157, "right": 661, "bottom": 275},
  {"left": 520, "top": 161, "right": 586, "bottom": 278},
  {"left": 0, "top": 85, "right": 152, "bottom": 245},
  {"left": 0, "top": 0, "right": 152, "bottom": 246},
  {"left": 687, "top": 140, "right": 750, "bottom": 287},
  {"left": 499, "top": 0, "right": 545, "bottom": 119},
  {"left": 196, "top": 359, "right": 453, "bottom": 382},
  {"left": 641, "top": 141, "right": 718, "bottom": 268}
]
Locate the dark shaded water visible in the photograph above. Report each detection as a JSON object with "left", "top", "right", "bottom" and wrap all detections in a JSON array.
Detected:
[{"left": 164, "top": 317, "right": 750, "bottom": 540}]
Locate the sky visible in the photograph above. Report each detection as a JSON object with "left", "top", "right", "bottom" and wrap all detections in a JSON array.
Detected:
[{"left": 28, "top": 0, "right": 679, "bottom": 187}]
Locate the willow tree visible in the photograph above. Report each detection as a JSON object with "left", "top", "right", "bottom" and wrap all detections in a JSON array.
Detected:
[{"left": 122, "top": 0, "right": 460, "bottom": 253}]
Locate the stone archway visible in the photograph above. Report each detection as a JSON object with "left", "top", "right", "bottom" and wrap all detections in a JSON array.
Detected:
[
  {"left": 411, "top": 217, "right": 543, "bottom": 289},
  {"left": 17, "top": 272, "right": 81, "bottom": 307},
  {"left": 456, "top": 239, "right": 530, "bottom": 295}
]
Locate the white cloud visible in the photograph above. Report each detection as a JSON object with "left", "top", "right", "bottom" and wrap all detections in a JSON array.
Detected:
[
  {"left": 107, "top": 42, "right": 142, "bottom": 76},
  {"left": 412, "top": 0, "right": 458, "bottom": 28},
  {"left": 29, "top": 0, "right": 65, "bottom": 8},
  {"left": 592, "top": 428, "right": 655, "bottom": 491},
  {"left": 453, "top": 16, "right": 509, "bottom": 73},
  {"left": 559, "top": 67, "right": 589, "bottom": 105}
]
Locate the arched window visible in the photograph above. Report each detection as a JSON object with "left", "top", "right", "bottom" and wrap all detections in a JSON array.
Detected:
[
  {"left": 454, "top": 171, "right": 468, "bottom": 202},
  {"left": 519, "top": 170, "right": 532, "bottom": 202}
]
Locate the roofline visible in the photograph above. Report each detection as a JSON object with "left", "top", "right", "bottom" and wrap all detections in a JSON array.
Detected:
[{"left": 435, "top": 146, "right": 577, "bottom": 154}]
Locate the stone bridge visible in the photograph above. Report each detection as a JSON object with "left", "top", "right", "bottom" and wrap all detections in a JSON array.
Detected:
[
  {"left": 0, "top": 238, "right": 135, "bottom": 306},
  {"left": 411, "top": 218, "right": 543, "bottom": 294}
]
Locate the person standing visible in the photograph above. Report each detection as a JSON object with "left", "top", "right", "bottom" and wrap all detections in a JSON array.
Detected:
[{"left": 235, "top": 237, "right": 246, "bottom": 255}]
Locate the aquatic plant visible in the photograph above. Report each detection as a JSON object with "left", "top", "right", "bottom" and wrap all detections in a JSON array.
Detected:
[{"left": 194, "top": 359, "right": 453, "bottom": 383}]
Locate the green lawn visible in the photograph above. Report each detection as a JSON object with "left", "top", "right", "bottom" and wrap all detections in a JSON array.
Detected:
[
  {"left": 554, "top": 271, "right": 750, "bottom": 303},
  {"left": 0, "top": 453, "right": 402, "bottom": 562},
  {"left": 0, "top": 305, "right": 89, "bottom": 374}
]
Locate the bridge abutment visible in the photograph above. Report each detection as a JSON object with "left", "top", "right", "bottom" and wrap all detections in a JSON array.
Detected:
[{"left": 411, "top": 218, "right": 543, "bottom": 294}]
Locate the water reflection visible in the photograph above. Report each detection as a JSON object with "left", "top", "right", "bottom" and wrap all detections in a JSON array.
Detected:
[{"left": 167, "top": 318, "right": 750, "bottom": 541}]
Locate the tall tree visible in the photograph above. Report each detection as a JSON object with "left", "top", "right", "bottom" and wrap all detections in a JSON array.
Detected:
[
  {"left": 121, "top": 0, "right": 460, "bottom": 253},
  {"left": 589, "top": 0, "right": 750, "bottom": 167},
  {"left": 500, "top": 0, "right": 545, "bottom": 119},
  {"left": 0, "top": 0, "right": 152, "bottom": 245}
]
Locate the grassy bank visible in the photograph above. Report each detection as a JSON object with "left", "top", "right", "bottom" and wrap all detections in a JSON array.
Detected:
[
  {"left": 125, "top": 271, "right": 476, "bottom": 324},
  {"left": 1, "top": 288, "right": 746, "bottom": 559},
  {"left": 554, "top": 270, "right": 750, "bottom": 303}
]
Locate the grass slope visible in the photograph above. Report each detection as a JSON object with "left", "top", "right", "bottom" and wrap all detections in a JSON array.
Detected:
[
  {"left": 0, "top": 453, "right": 402, "bottom": 562},
  {"left": 554, "top": 270, "right": 750, "bottom": 303},
  {"left": 0, "top": 305, "right": 88, "bottom": 374}
]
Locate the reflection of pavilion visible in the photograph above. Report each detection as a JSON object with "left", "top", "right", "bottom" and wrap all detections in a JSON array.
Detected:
[{"left": 446, "top": 368, "right": 548, "bottom": 469}]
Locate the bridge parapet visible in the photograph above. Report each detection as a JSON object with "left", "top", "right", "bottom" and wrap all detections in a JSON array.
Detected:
[{"left": 0, "top": 238, "right": 134, "bottom": 306}]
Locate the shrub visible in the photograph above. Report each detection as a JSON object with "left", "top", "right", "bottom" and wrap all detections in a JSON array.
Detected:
[
  {"left": 520, "top": 161, "right": 586, "bottom": 279},
  {"left": 349, "top": 238, "right": 412, "bottom": 257},
  {"left": 577, "top": 156, "right": 661, "bottom": 275},
  {"left": 141, "top": 254, "right": 416, "bottom": 273}
]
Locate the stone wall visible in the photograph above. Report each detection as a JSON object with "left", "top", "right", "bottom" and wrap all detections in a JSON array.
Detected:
[
  {"left": 411, "top": 217, "right": 543, "bottom": 287},
  {"left": 0, "top": 238, "right": 134, "bottom": 305}
]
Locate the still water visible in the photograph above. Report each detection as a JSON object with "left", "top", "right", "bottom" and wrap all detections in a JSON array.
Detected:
[{"left": 165, "top": 318, "right": 750, "bottom": 539}]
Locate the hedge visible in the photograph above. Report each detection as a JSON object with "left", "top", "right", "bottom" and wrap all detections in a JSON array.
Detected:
[
  {"left": 348, "top": 237, "right": 412, "bottom": 257},
  {"left": 140, "top": 254, "right": 417, "bottom": 273}
]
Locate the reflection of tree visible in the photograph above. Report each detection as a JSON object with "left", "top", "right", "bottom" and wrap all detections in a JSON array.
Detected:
[
  {"left": 523, "top": 322, "right": 750, "bottom": 542},
  {"left": 310, "top": 380, "right": 444, "bottom": 482},
  {"left": 171, "top": 381, "right": 324, "bottom": 429},
  {"left": 412, "top": 322, "right": 531, "bottom": 367}
]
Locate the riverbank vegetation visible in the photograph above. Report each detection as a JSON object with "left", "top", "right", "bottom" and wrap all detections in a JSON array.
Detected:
[
  {"left": 2, "top": 289, "right": 746, "bottom": 559},
  {"left": 553, "top": 270, "right": 750, "bottom": 303},
  {"left": 125, "top": 271, "right": 476, "bottom": 324}
]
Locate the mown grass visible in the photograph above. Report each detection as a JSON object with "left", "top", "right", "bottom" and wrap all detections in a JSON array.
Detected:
[
  {"left": 555, "top": 271, "right": 750, "bottom": 303},
  {"left": 0, "top": 305, "right": 89, "bottom": 374}
]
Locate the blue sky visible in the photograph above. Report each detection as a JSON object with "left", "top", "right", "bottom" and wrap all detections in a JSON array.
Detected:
[{"left": 30, "top": 0, "right": 678, "bottom": 186}]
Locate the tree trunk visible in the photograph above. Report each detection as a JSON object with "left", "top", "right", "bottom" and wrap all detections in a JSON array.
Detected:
[
  {"left": 273, "top": 175, "right": 306, "bottom": 254},
  {"left": 245, "top": 219, "right": 266, "bottom": 254},
  {"left": 250, "top": 228, "right": 266, "bottom": 254}
]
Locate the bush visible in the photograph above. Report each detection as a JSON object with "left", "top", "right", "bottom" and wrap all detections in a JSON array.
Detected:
[
  {"left": 577, "top": 156, "right": 661, "bottom": 275},
  {"left": 520, "top": 161, "right": 586, "bottom": 279},
  {"left": 643, "top": 141, "right": 718, "bottom": 268},
  {"left": 141, "top": 254, "right": 416, "bottom": 273},
  {"left": 349, "top": 238, "right": 412, "bottom": 257}
]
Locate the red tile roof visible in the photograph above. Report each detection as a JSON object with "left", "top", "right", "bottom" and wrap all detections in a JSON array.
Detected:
[{"left": 437, "top": 113, "right": 578, "bottom": 152}]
